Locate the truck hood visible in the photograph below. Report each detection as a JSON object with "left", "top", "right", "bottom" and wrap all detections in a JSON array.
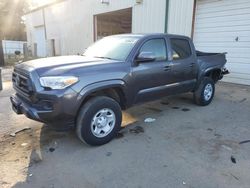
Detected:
[{"left": 15, "top": 55, "right": 122, "bottom": 76}]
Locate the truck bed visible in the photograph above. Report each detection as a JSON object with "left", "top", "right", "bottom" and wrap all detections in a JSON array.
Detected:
[{"left": 196, "top": 51, "right": 227, "bottom": 72}]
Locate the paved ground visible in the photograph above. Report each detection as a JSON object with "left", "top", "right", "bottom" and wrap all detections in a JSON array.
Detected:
[
  {"left": 0, "top": 71, "right": 250, "bottom": 188},
  {"left": 0, "top": 68, "right": 41, "bottom": 136},
  {"left": 1, "top": 67, "right": 13, "bottom": 82}
]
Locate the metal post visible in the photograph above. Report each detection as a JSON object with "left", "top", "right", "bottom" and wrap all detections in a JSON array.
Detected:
[
  {"left": 33, "top": 43, "right": 37, "bottom": 57},
  {"left": 0, "top": 68, "right": 2, "bottom": 91},
  {"left": 52, "top": 39, "right": 55, "bottom": 56},
  {"left": 23, "top": 43, "right": 28, "bottom": 60},
  {"left": 0, "top": 37, "right": 5, "bottom": 91},
  {"left": 0, "top": 40, "right": 4, "bottom": 66}
]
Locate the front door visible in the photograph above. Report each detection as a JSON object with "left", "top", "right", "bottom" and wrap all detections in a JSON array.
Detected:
[{"left": 131, "top": 38, "right": 174, "bottom": 103}]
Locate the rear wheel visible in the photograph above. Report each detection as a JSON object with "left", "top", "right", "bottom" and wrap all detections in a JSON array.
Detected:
[
  {"left": 76, "top": 96, "right": 122, "bottom": 146},
  {"left": 194, "top": 77, "right": 215, "bottom": 106}
]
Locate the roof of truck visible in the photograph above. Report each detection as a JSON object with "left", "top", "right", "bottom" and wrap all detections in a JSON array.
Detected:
[{"left": 110, "top": 33, "right": 191, "bottom": 40}]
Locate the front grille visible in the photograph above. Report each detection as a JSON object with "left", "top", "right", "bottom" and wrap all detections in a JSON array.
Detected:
[{"left": 12, "top": 71, "right": 33, "bottom": 98}]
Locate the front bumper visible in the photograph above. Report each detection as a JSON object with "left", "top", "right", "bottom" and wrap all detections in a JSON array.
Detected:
[
  {"left": 10, "top": 88, "right": 79, "bottom": 129},
  {"left": 10, "top": 94, "right": 54, "bottom": 122}
]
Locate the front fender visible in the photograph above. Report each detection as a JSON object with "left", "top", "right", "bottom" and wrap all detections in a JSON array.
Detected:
[{"left": 75, "top": 79, "right": 127, "bottom": 110}]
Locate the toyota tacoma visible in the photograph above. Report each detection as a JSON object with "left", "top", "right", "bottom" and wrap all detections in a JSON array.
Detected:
[{"left": 10, "top": 34, "right": 228, "bottom": 145}]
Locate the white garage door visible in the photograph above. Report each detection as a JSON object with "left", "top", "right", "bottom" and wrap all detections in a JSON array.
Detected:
[
  {"left": 34, "top": 26, "right": 46, "bottom": 57},
  {"left": 194, "top": 0, "right": 250, "bottom": 85}
]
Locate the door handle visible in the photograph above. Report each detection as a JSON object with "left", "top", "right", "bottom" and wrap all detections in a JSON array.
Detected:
[
  {"left": 164, "top": 65, "right": 172, "bottom": 71},
  {"left": 189, "top": 63, "right": 195, "bottom": 67}
]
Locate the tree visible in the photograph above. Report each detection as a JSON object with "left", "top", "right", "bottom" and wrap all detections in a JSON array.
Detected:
[
  {"left": 0, "top": 0, "right": 29, "bottom": 66},
  {"left": 0, "top": 0, "right": 28, "bottom": 41}
]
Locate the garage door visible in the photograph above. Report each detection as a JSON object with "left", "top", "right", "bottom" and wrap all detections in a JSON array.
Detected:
[
  {"left": 193, "top": 0, "right": 250, "bottom": 85},
  {"left": 34, "top": 26, "right": 46, "bottom": 57},
  {"left": 94, "top": 8, "right": 132, "bottom": 40}
]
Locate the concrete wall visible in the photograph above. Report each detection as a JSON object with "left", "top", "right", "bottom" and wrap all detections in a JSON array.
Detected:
[{"left": 25, "top": 9, "right": 44, "bottom": 56}]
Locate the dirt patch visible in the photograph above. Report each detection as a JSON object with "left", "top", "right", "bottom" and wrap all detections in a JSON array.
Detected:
[
  {"left": 145, "top": 107, "right": 163, "bottom": 113},
  {"left": 0, "top": 126, "right": 67, "bottom": 187},
  {"left": 0, "top": 128, "right": 39, "bottom": 187},
  {"left": 129, "top": 126, "right": 144, "bottom": 134},
  {"left": 115, "top": 132, "right": 124, "bottom": 139},
  {"left": 172, "top": 106, "right": 180, "bottom": 109},
  {"left": 182, "top": 108, "right": 190, "bottom": 112},
  {"left": 161, "top": 101, "right": 169, "bottom": 105},
  {"left": 106, "top": 152, "right": 112, "bottom": 157}
]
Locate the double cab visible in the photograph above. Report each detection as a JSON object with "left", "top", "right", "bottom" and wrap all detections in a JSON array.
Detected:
[{"left": 10, "top": 34, "right": 228, "bottom": 145}]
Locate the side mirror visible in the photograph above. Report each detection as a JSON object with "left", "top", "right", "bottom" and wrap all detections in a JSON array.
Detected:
[{"left": 135, "top": 52, "right": 156, "bottom": 63}]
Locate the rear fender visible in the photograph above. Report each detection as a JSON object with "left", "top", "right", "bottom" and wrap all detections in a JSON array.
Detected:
[{"left": 195, "top": 67, "right": 222, "bottom": 90}]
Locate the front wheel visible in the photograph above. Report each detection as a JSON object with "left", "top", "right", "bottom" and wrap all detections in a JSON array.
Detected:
[
  {"left": 76, "top": 96, "right": 122, "bottom": 146},
  {"left": 193, "top": 77, "right": 215, "bottom": 106}
]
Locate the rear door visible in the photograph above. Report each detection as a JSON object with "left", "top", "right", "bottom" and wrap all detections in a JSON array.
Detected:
[{"left": 167, "top": 37, "right": 198, "bottom": 91}]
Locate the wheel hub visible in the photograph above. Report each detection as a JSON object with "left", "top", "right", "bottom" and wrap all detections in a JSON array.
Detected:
[
  {"left": 97, "top": 116, "right": 108, "bottom": 128},
  {"left": 91, "top": 108, "right": 116, "bottom": 138},
  {"left": 204, "top": 83, "right": 213, "bottom": 101}
]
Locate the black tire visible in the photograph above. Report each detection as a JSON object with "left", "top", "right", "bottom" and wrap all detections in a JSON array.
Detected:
[
  {"left": 193, "top": 77, "right": 215, "bottom": 106},
  {"left": 76, "top": 96, "right": 122, "bottom": 146}
]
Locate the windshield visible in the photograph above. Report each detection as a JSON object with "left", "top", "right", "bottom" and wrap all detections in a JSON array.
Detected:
[{"left": 83, "top": 36, "right": 139, "bottom": 61}]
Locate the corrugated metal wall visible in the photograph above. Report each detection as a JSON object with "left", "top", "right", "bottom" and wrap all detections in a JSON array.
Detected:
[
  {"left": 167, "top": 0, "right": 194, "bottom": 37},
  {"left": 132, "top": 0, "right": 166, "bottom": 33},
  {"left": 25, "top": 0, "right": 167, "bottom": 56}
]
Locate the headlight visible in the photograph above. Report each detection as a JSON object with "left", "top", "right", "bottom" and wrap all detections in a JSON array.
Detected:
[{"left": 39, "top": 76, "right": 79, "bottom": 90}]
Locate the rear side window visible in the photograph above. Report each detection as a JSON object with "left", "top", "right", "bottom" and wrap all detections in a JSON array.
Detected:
[
  {"left": 170, "top": 38, "right": 192, "bottom": 60},
  {"left": 140, "top": 39, "right": 167, "bottom": 61}
]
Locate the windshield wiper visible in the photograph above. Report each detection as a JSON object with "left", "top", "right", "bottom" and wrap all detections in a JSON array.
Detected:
[{"left": 94, "top": 56, "right": 113, "bottom": 60}]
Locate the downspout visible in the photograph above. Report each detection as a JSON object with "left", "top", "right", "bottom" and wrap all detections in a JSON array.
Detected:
[
  {"left": 164, "top": 0, "right": 169, "bottom": 33},
  {"left": 42, "top": 8, "right": 47, "bottom": 40},
  {"left": 42, "top": 8, "right": 48, "bottom": 56},
  {"left": 191, "top": 0, "right": 197, "bottom": 39}
]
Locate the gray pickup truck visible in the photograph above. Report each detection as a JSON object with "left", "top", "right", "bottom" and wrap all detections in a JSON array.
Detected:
[{"left": 10, "top": 34, "right": 228, "bottom": 145}]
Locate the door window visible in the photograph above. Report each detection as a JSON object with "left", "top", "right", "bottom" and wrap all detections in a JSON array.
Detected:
[
  {"left": 139, "top": 39, "right": 167, "bottom": 61},
  {"left": 170, "top": 38, "right": 191, "bottom": 60}
]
